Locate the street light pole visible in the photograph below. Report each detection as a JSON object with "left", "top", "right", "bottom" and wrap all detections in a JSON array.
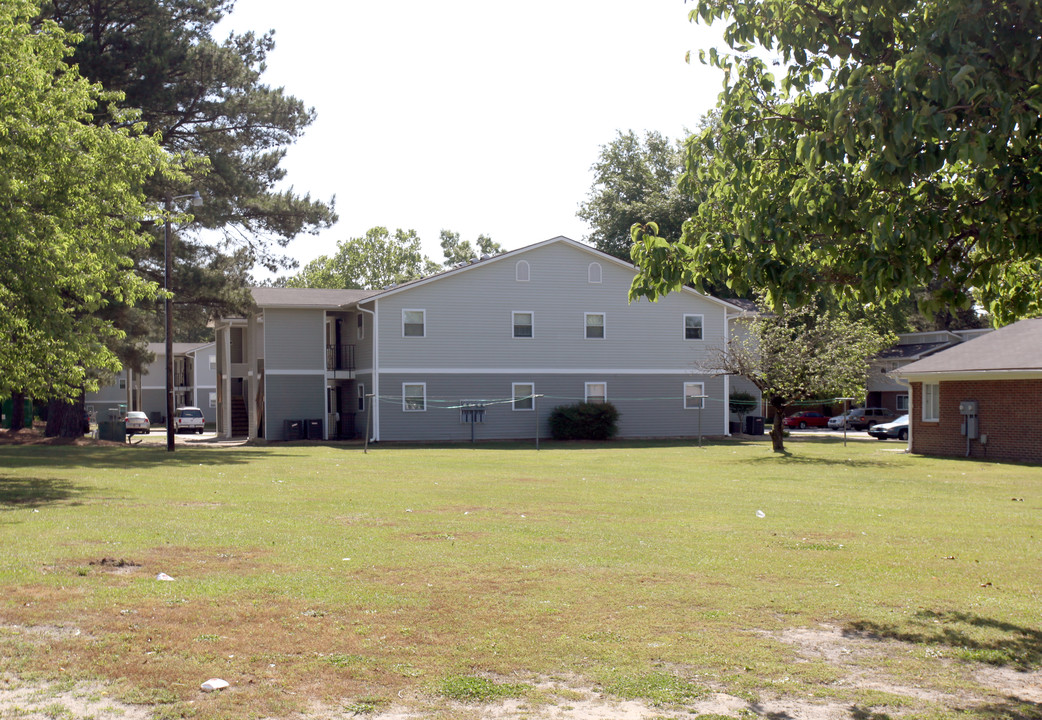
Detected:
[{"left": 164, "top": 191, "right": 203, "bottom": 453}]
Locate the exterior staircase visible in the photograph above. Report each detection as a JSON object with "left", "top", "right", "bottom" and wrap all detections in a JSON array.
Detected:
[{"left": 231, "top": 396, "right": 249, "bottom": 437}]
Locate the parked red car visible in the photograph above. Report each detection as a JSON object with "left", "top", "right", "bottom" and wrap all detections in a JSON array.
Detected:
[{"left": 782, "top": 411, "right": 831, "bottom": 429}]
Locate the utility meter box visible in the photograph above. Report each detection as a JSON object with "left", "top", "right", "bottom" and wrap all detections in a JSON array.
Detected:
[{"left": 960, "top": 400, "right": 979, "bottom": 439}]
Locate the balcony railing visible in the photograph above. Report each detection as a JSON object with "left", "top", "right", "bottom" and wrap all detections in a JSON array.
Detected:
[{"left": 326, "top": 344, "right": 356, "bottom": 371}]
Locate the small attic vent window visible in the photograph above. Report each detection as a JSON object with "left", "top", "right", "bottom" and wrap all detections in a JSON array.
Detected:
[
  {"left": 588, "top": 262, "right": 602, "bottom": 284},
  {"left": 516, "top": 260, "right": 530, "bottom": 282}
]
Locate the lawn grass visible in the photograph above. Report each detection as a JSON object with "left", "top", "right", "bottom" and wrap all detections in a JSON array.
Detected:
[{"left": 0, "top": 437, "right": 1039, "bottom": 719}]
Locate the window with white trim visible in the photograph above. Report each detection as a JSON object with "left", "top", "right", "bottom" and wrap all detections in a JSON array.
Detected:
[
  {"left": 684, "top": 314, "right": 704, "bottom": 340},
  {"left": 357, "top": 314, "right": 365, "bottom": 341},
  {"left": 358, "top": 383, "right": 366, "bottom": 412},
  {"left": 118, "top": 377, "right": 127, "bottom": 390},
  {"left": 512, "top": 382, "right": 535, "bottom": 411},
  {"left": 512, "top": 311, "right": 533, "bottom": 338},
  {"left": 585, "top": 382, "right": 607, "bottom": 404},
  {"left": 208, "top": 354, "right": 216, "bottom": 370},
  {"left": 683, "top": 382, "right": 705, "bottom": 409},
  {"left": 585, "top": 312, "right": 605, "bottom": 339},
  {"left": 402, "top": 309, "right": 425, "bottom": 337},
  {"left": 897, "top": 394, "right": 909, "bottom": 412},
  {"left": 403, "top": 383, "right": 426, "bottom": 411},
  {"left": 588, "top": 262, "right": 602, "bottom": 283},
  {"left": 922, "top": 383, "right": 939, "bottom": 421},
  {"left": 209, "top": 392, "right": 217, "bottom": 408},
  {"left": 516, "top": 260, "right": 530, "bottom": 282}
]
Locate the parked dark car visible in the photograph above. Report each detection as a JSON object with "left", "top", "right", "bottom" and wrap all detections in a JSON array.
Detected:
[
  {"left": 782, "top": 411, "right": 830, "bottom": 429},
  {"left": 868, "top": 414, "right": 909, "bottom": 441},
  {"left": 847, "top": 407, "right": 897, "bottom": 430}
]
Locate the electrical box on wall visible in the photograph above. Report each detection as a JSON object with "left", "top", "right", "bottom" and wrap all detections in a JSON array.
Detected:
[{"left": 959, "top": 399, "right": 979, "bottom": 439}]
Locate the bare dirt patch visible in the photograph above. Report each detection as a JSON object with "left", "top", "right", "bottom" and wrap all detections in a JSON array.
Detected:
[
  {"left": 776, "top": 624, "right": 1042, "bottom": 708},
  {"left": 0, "top": 674, "right": 151, "bottom": 720},
  {"left": 0, "top": 426, "right": 122, "bottom": 447}
]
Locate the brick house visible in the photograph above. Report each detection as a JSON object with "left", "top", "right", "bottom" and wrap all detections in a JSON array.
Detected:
[{"left": 895, "top": 318, "right": 1042, "bottom": 464}]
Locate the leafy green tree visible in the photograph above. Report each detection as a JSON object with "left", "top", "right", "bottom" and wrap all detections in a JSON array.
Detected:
[
  {"left": 39, "top": 0, "right": 336, "bottom": 327},
  {"left": 439, "top": 230, "right": 502, "bottom": 267},
  {"left": 631, "top": 0, "right": 1042, "bottom": 325},
  {"left": 0, "top": 0, "right": 166, "bottom": 403},
  {"left": 714, "top": 305, "right": 893, "bottom": 452},
  {"left": 728, "top": 390, "right": 757, "bottom": 430},
  {"left": 578, "top": 130, "right": 698, "bottom": 260},
  {"left": 283, "top": 228, "right": 440, "bottom": 290}
]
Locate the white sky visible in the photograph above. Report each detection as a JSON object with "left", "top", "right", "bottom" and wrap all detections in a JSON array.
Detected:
[{"left": 216, "top": 1, "right": 727, "bottom": 276}]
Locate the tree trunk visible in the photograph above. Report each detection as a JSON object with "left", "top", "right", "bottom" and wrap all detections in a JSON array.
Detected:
[
  {"left": 769, "top": 401, "right": 786, "bottom": 453},
  {"left": 44, "top": 395, "right": 86, "bottom": 438},
  {"left": 9, "top": 391, "right": 26, "bottom": 432}
]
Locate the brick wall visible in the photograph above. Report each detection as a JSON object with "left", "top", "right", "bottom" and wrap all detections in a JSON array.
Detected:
[{"left": 909, "top": 379, "right": 1042, "bottom": 464}]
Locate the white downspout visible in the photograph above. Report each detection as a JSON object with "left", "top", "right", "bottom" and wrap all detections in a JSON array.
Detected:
[
  {"left": 897, "top": 376, "right": 912, "bottom": 451},
  {"left": 358, "top": 301, "right": 379, "bottom": 442},
  {"left": 723, "top": 309, "right": 731, "bottom": 436}
]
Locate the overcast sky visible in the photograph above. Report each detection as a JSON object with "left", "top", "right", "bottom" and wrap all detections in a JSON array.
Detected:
[{"left": 216, "top": 1, "right": 727, "bottom": 276}]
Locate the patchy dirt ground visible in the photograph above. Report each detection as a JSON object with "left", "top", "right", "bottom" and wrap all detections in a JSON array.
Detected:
[
  {"left": 2, "top": 624, "right": 1039, "bottom": 720},
  {"left": 0, "top": 426, "right": 121, "bottom": 447}
]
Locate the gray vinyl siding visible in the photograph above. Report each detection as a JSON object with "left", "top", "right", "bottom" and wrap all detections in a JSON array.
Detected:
[
  {"left": 264, "top": 374, "right": 326, "bottom": 440},
  {"left": 353, "top": 312, "right": 374, "bottom": 371},
  {"left": 375, "top": 242, "right": 726, "bottom": 372},
  {"left": 86, "top": 371, "right": 129, "bottom": 405},
  {"left": 140, "top": 355, "right": 165, "bottom": 388},
  {"left": 264, "top": 308, "right": 324, "bottom": 371},
  {"left": 140, "top": 389, "right": 166, "bottom": 422},
  {"left": 377, "top": 372, "right": 726, "bottom": 442}
]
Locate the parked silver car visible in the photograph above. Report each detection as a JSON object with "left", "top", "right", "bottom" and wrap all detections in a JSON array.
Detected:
[
  {"left": 868, "top": 415, "right": 909, "bottom": 441},
  {"left": 123, "top": 411, "right": 150, "bottom": 436}
]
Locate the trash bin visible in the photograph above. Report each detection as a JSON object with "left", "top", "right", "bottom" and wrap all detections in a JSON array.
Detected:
[
  {"left": 284, "top": 419, "right": 303, "bottom": 441},
  {"left": 745, "top": 415, "right": 764, "bottom": 435},
  {"left": 304, "top": 418, "right": 323, "bottom": 440},
  {"left": 98, "top": 420, "right": 127, "bottom": 443}
]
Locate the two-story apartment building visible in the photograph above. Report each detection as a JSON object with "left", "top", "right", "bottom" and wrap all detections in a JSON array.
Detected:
[
  {"left": 214, "top": 237, "right": 758, "bottom": 442},
  {"left": 85, "top": 342, "right": 218, "bottom": 424}
]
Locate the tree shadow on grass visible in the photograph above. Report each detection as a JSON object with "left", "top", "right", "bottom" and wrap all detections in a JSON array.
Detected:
[
  {"left": 745, "top": 452, "right": 888, "bottom": 468},
  {"left": 972, "top": 700, "right": 1042, "bottom": 720},
  {"left": 845, "top": 610, "right": 1042, "bottom": 671},
  {"left": 0, "top": 476, "right": 87, "bottom": 509},
  {"left": 0, "top": 445, "right": 288, "bottom": 471}
]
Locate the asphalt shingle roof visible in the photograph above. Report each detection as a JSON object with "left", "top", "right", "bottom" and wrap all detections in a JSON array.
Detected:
[
  {"left": 250, "top": 287, "right": 378, "bottom": 308},
  {"left": 897, "top": 318, "right": 1042, "bottom": 374}
]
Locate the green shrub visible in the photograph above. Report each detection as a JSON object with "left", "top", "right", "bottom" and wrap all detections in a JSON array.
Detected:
[{"left": 548, "top": 402, "right": 620, "bottom": 441}]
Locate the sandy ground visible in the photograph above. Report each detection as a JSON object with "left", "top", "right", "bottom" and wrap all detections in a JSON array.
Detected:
[{"left": 2, "top": 624, "right": 1039, "bottom": 720}]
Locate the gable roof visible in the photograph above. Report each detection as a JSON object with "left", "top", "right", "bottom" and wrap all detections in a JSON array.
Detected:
[
  {"left": 250, "top": 287, "right": 377, "bottom": 309},
  {"left": 877, "top": 341, "right": 957, "bottom": 361},
  {"left": 146, "top": 341, "right": 213, "bottom": 356},
  {"left": 895, "top": 318, "right": 1042, "bottom": 378},
  {"left": 358, "top": 235, "right": 751, "bottom": 313}
]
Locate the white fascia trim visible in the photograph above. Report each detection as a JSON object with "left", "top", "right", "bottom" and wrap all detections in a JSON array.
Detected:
[
  {"left": 363, "top": 236, "right": 747, "bottom": 311},
  {"left": 898, "top": 370, "right": 1042, "bottom": 382},
  {"left": 378, "top": 367, "right": 717, "bottom": 375},
  {"left": 266, "top": 369, "right": 327, "bottom": 376}
]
